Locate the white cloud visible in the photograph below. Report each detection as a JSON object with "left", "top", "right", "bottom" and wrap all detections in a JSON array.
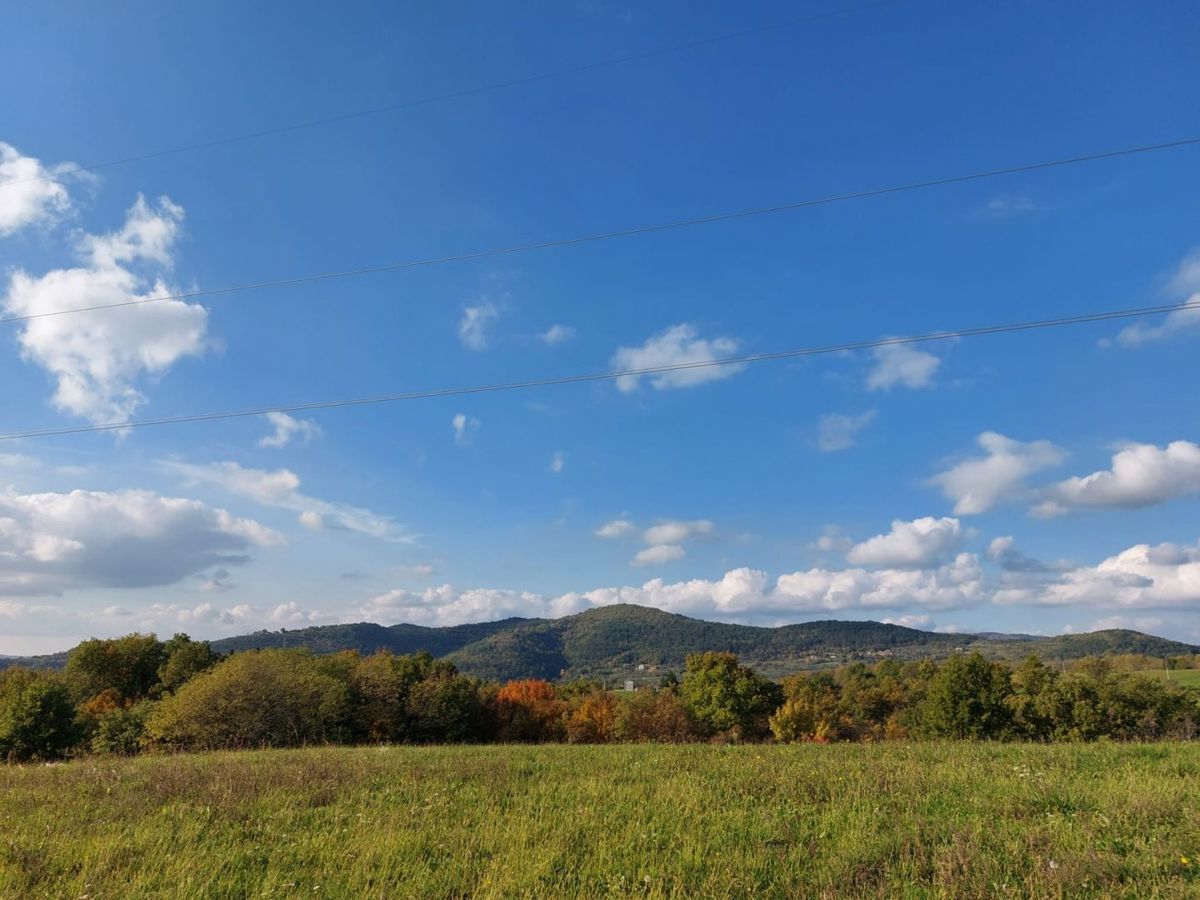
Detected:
[
  {"left": 0, "top": 142, "right": 74, "bottom": 236},
  {"left": 0, "top": 487, "right": 280, "bottom": 596},
  {"left": 163, "top": 460, "right": 409, "bottom": 542},
  {"left": 458, "top": 301, "right": 499, "bottom": 350},
  {"left": 1033, "top": 441, "right": 1200, "bottom": 517},
  {"left": 1113, "top": 248, "right": 1200, "bottom": 347},
  {"left": 816, "top": 411, "right": 876, "bottom": 452},
  {"left": 846, "top": 516, "right": 964, "bottom": 568},
  {"left": 549, "top": 451, "right": 565, "bottom": 474},
  {"left": 357, "top": 584, "right": 586, "bottom": 627},
  {"left": 643, "top": 519, "right": 714, "bottom": 546},
  {"left": 929, "top": 432, "right": 1065, "bottom": 515},
  {"left": 258, "top": 412, "right": 321, "bottom": 448},
  {"left": 539, "top": 324, "right": 575, "bottom": 345},
  {"left": 775, "top": 554, "right": 985, "bottom": 613},
  {"left": 594, "top": 519, "right": 635, "bottom": 539},
  {"left": 3, "top": 194, "right": 207, "bottom": 424},
  {"left": 1004, "top": 540, "right": 1200, "bottom": 609},
  {"left": 611, "top": 324, "right": 742, "bottom": 392},
  {"left": 452, "top": 413, "right": 479, "bottom": 446},
  {"left": 632, "top": 544, "right": 686, "bottom": 567},
  {"left": 881, "top": 614, "right": 932, "bottom": 629},
  {"left": 866, "top": 342, "right": 940, "bottom": 391}
]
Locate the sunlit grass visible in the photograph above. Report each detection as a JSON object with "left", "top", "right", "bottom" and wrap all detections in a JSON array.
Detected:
[{"left": 1, "top": 743, "right": 1197, "bottom": 898}]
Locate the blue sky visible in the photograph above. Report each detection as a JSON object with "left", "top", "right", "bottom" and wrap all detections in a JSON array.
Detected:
[{"left": 1, "top": 0, "right": 1198, "bottom": 653}]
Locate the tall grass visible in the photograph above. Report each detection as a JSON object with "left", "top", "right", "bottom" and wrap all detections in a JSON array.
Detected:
[{"left": 1, "top": 743, "right": 1197, "bottom": 898}]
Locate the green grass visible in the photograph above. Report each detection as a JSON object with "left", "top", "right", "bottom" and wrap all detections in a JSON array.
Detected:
[
  {"left": 1, "top": 743, "right": 1198, "bottom": 898},
  {"left": 1135, "top": 669, "right": 1200, "bottom": 690}
]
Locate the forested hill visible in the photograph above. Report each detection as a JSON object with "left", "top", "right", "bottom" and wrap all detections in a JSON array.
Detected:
[{"left": 5, "top": 605, "right": 1196, "bottom": 680}]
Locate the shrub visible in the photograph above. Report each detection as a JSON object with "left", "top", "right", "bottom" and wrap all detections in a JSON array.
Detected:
[
  {"left": 0, "top": 668, "right": 79, "bottom": 762},
  {"left": 613, "top": 688, "right": 697, "bottom": 742},
  {"left": 145, "top": 650, "right": 351, "bottom": 750},
  {"left": 565, "top": 692, "right": 616, "bottom": 743}
]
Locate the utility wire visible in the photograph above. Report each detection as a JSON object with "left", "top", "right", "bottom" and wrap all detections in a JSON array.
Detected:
[
  {"left": 1, "top": 298, "right": 1195, "bottom": 442},
  {"left": 2, "top": 136, "right": 1197, "bottom": 328},
  {"left": 0, "top": 0, "right": 901, "bottom": 191}
]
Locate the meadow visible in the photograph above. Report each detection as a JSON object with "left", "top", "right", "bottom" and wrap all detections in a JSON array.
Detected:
[
  {"left": 1135, "top": 669, "right": 1200, "bottom": 691},
  {"left": 1, "top": 743, "right": 1197, "bottom": 898}
]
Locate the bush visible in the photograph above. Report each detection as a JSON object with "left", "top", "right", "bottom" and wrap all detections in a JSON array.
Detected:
[
  {"left": 145, "top": 650, "right": 351, "bottom": 750},
  {"left": 91, "top": 701, "right": 155, "bottom": 755},
  {"left": 0, "top": 668, "right": 79, "bottom": 762},
  {"left": 406, "top": 672, "right": 485, "bottom": 743},
  {"left": 565, "top": 692, "right": 616, "bottom": 743},
  {"left": 613, "top": 688, "right": 697, "bottom": 742}
]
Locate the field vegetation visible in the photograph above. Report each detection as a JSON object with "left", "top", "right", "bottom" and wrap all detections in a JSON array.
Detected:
[{"left": 1, "top": 742, "right": 1197, "bottom": 897}]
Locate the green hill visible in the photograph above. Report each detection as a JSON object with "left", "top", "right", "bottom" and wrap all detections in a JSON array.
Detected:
[{"left": 3, "top": 606, "right": 1195, "bottom": 681}]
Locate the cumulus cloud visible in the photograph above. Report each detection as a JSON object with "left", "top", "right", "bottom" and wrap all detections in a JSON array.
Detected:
[
  {"left": 632, "top": 544, "right": 686, "bottom": 567},
  {"left": 458, "top": 301, "right": 499, "bottom": 350},
  {"left": 258, "top": 412, "right": 321, "bottom": 448},
  {"left": 0, "top": 487, "right": 280, "bottom": 596},
  {"left": 1002, "top": 540, "right": 1200, "bottom": 609},
  {"left": 0, "top": 142, "right": 75, "bottom": 236},
  {"left": 846, "top": 517, "right": 964, "bottom": 568},
  {"left": 881, "top": 614, "right": 932, "bottom": 629},
  {"left": 611, "top": 324, "right": 742, "bottom": 392},
  {"left": 163, "top": 460, "right": 409, "bottom": 542},
  {"left": 539, "top": 324, "right": 575, "bottom": 345},
  {"left": 866, "top": 342, "right": 940, "bottom": 391},
  {"left": 928, "top": 432, "right": 1065, "bottom": 515},
  {"left": 1033, "top": 441, "right": 1200, "bottom": 517},
  {"left": 3, "top": 194, "right": 208, "bottom": 423},
  {"left": 1113, "top": 248, "right": 1200, "bottom": 347},
  {"left": 816, "top": 411, "right": 876, "bottom": 452},
  {"left": 357, "top": 584, "right": 586, "bottom": 627},
  {"left": 594, "top": 519, "right": 635, "bottom": 539},
  {"left": 452, "top": 413, "right": 479, "bottom": 446}
]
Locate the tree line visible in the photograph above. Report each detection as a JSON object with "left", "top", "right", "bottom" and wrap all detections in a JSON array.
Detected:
[{"left": 0, "top": 634, "right": 1196, "bottom": 761}]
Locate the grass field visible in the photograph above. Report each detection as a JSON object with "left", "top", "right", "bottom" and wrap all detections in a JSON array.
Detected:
[
  {"left": 1135, "top": 669, "right": 1200, "bottom": 690},
  {"left": 1, "top": 743, "right": 1197, "bottom": 898}
]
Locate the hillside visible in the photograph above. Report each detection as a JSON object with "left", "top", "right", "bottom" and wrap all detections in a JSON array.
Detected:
[
  {"left": 209, "top": 617, "right": 537, "bottom": 657},
  {"left": 3, "top": 606, "right": 1196, "bottom": 681},
  {"left": 444, "top": 604, "right": 970, "bottom": 680}
]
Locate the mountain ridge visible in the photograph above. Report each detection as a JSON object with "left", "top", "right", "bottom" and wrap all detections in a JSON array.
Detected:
[{"left": 3, "top": 604, "right": 1195, "bottom": 680}]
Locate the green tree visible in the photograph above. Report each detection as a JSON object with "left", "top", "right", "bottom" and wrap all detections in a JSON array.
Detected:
[
  {"left": 680, "top": 652, "right": 782, "bottom": 740},
  {"left": 0, "top": 669, "right": 79, "bottom": 762},
  {"left": 156, "top": 634, "right": 218, "bottom": 694},
  {"left": 919, "top": 652, "right": 1013, "bottom": 739},
  {"left": 65, "top": 633, "right": 166, "bottom": 703},
  {"left": 405, "top": 672, "right": 484, "bottom": 743},
  {"left": 350, "top": 651, "right": 455, "bottom": 742},
  {"left": 144, "top": 650, "right": 351, "bottom": 750}
]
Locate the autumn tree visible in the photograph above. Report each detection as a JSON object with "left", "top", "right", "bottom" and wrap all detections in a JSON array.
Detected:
[
  {"left": 492, "top": 679, "right": 565, "bottom": 742},
  {"left": 565, "top": 691, "right": 616, "bottom": 743}
]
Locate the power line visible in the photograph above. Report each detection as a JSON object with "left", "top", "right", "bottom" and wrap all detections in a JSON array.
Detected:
[
  {"left": 3, "top": 136, "right": 1197, "bottom": 328},
  {"left": 1, "top": 298, "right": 1194, "bottom": 442},
  {"left": 0, "top": 0, "right": 901, "bottom": 192}
]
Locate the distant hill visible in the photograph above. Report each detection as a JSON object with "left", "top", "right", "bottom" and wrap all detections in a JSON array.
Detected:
[{"left": 3, "top": 606, "right": 1195, "bottom": 681}]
